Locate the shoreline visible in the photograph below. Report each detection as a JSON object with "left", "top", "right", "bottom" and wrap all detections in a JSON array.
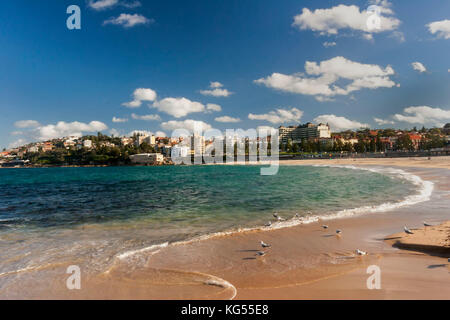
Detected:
[{"left": 1, "top": 157, "right": 449, "bottom": 299}]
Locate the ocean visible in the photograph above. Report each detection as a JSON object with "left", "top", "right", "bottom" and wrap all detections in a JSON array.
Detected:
[{"left": 0, "top": 165, "right": 432, "bottom": 297}]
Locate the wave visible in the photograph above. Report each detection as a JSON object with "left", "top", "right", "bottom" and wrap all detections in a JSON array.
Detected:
[{"left": 114, "top": 165, "right": 433, "bottom": 262}]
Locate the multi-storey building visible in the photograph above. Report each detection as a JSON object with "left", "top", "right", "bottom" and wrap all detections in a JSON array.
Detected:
[{"left": 279, "top": 123, "right": 331, "bottom": 143}]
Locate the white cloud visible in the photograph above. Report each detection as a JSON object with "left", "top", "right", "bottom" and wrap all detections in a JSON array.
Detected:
[
  {"left": 103, "top": 13, "right": 153, "bottom": 28},
  {"left": 131, "top": 113, "right": 161, "bottom": 121},
  {"left": 14, "top": 120, "right": 41, "bottom": 128},
  {"left": 123, "top": 88, "right": 157, "bottom": 108},
  {"left": 153, "top": 97, "right": 205, "bottom": 118},
  {"left": 374, "top": 117, "right": 395, "bottom": 125},
  {"left": 112, "top": 117, "right": 128, "bottom": 123},
  {"left": 427, "top": 19, "right": 450, "bottom": 39},
  {"left": 210, "top": 82, "right": 223, "bottom": 88},
  {"left": 200, "top": 82, "right": 233, "bottom": 97},
  {"left": 411, "top": 62, "right": 427, "bottom": 73},
  {"left": 393, "top": 106, "right": 450, "bottom": 127},
  {"left": 88, "top": 0, "right": 118, "bottom": 10},
  {"left": 215, "top": 116, "right": 241, "bottom": 123},
  {"left": 36, "top": 121, "right": 108, "bottom": 140},
  {"left": 314, "top": 115, "right": 369, "bottom": 131},
  {"left": 255, "top": 56, "right": 397, "bottom": 101},
  {"left": 248, "top": 107, "right": 303, "bottom": 124},
  {"left": 292, "top": 3, "right": 400, "bottom": 39},
  {"left": 206, "top": 103, "right": 222, "bottom": 112},
  {"left": 161, "top": 120, "right": 212, "bottom": 133},
  {"left": 323, "top": 41, "right": 336, "bottom": 48}
]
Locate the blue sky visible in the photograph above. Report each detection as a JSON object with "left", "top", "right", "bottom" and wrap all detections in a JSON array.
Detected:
[{"left": 1, "top": 0, "right": 449, "bottom": 149}]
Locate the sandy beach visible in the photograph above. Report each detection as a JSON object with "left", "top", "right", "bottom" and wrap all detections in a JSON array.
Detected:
[{"left": 1, "top": 157, "right": 449, "bottom": 300}]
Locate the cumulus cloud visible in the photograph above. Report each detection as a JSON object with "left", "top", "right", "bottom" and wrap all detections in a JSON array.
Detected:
[
  {"left": 411, "top": 62, "right": 427, "bottom": 73},
  {"left": 426, "top": 19, "right": 450, "bottom": 39},
  {"left": 393, "top": 106, "right": 450, "bottom": 127},
  {"left": 200, "top": 82, "right": 233, "bottom": 97},
  {"left": 8, "top": 139, "right": 28, "bottom": 149},
  {"left": 374, "top": 117, "right": 395, "bottom": 125},
  {"left": 215, "top": 116, "right": 241, "bottom": 123},
  {"left": 206, "top": 103, "right": 222, "bottom": 113},
  {"left": 152, "top": 97, "right": 205, "bottom": 118},
  {"left": 255, "top": 56, "right": 397, "bottom": 101},
  {"left": 14, "top": 120, "right": 41, "bottom": 128},
  {"left": 103, "top": 13, "right": 153, "bottom": 28},
  {"left": 112, "top": 117, "right": 128, "bottom": 123},
  {"left": 292, "top": 3, "right": 400, "bottom": 39},
  {"left": 131, "top": 113, "right": 161, "bottom": 121},
  {"left": 36, "top": 121, "right": 108, "bottom": 140},
  {"left": 248, "top": 107, "right": 303, "bottom": 124},
  {"left": 314, "top": 115, "right": 369, "bottom": 131},
  {"left": 123, "top": 88, "right": 157, "bottom": 108},
  {"left": 161, "top": 120, "right": 212, "bottom": 133}
]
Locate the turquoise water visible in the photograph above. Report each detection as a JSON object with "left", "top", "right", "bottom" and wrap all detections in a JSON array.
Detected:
[
  {"left": 0, "top": 165, "right": 418, "bottom": 281},
  {"left": 0, "top": 165, "right": 415, "bottom": 234}
]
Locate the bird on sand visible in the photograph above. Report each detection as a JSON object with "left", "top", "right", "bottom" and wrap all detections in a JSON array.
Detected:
[
  {"left": 256, "top": 251, "right": 266, "bottom": 257},
  {"left": 260, "top": 241, "right": 271, "bottom": 248},
  {"left": 355, "top": 249, "right": 367, "bottom": 256},
  {"left": 336, "top": 229, "right": 342, "bottom": 235},
  {"left": 404, "top": 226, "right": 414, "bottom": 235},
  {"left": 273, "top": 213, "right": 279, "bottom": 219},
  {"left": 322, "top": 225, "right": 329, "bottom": 229},
  {"left": 423, "top": 221, "right": 433, "bottom": 227},
  {"left": 265, "top": 221, "right": 272, "bottom": 227}
]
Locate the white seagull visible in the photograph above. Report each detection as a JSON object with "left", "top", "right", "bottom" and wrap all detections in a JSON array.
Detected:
[
  {"left": 265, "top": 221, "right": 272, "bottom": 227},
  {"left": 295, "top": 213, "right": 300, "bottom": 218},
  {"left": 260, "top": 241, "right": 271, "bottom": 248},
  {"left": 423, "top": 221, "right": 432, "bottom": 227},
  {"left": 355, "top": 249, "right": 367, "bottom": 256},
  {"left": 256, "top": 251, "right": 266, "bottom": 257},
  {"left": 322, "top": 225, "right": 329, "bottom": 229},
  {"left": 404, "top": 226, "right": 414, "bottom": 235},
  {"left": 336, "top": 229, "right": 342, "bottom": 235}
]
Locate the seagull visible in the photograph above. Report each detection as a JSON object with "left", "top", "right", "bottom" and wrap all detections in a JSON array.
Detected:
[
  {"left": 355, "top": 249, "right": 367, "bottom": 256},
  {"left": 273, "top": 213, "right": 279, "bottom": 219},
  {"left": 256, "top": 251, "right": 266, "bottom": 257},
  {"left": 336, "top": 229, "right": 342, "bottom": 235},
  {"left": 404, "top": 226, "right": 414, "bottom": 235},
  {"left": 294, "top": 213, "right": 300, "bottom": 218},
  {"left": 277, "top": 216, "right": 285, "bottom": 222},
  {"left": 261, "top": 241, "right": 271, "bottom": 248},
  {"left": 322, "top": 225, "right": 329, "bottom": 229},
  {"left": 423, "top": 221, "right": 432, "bottom": 227},
  {"left": 265, "top": 221, "right": 272, "bottom": 227}
]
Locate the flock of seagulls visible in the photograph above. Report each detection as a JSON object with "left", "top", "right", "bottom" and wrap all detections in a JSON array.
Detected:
[{"left": 257, "top": 214, "right": 439, "bottom": 260}]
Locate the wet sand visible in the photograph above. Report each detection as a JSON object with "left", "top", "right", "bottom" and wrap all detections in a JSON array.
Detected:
[{"left": 1, "top": 157, "right": 449, "bottom": 300}]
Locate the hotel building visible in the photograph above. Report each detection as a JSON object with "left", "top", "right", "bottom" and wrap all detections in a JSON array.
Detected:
[{"left": 279, "top": 123, "right": 331, "bottom": 143}]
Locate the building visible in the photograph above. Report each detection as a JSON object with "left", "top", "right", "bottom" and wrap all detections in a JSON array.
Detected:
[
  {"left": 171, "top": 145, "right": 190, "bottom": 159},
  {"left": 279, "top": 123, "right": 331, "bottom": 143},
  {"left": 83, "top": 140, "right": 93, "bottom": 149},
  {"left": 42, "top": 142, "right": 54, "bottom": 152},
  {"left": 27, "top": 145, "right": 39, "bottom": 153},
  {"left": 191, "top": 134, "right": 206, "bottom": 155},
  {"left": 134, "top": 134, "right": 149, "bottom": 147},
  {"left": 129, "top": 153, "right": 164, "bottom": 165},
  {"left": 121, "top": 137, "right": 133, "bottom": 146},
  {"left": 144, "top": 135, "right": 156, "bottom": 146}
]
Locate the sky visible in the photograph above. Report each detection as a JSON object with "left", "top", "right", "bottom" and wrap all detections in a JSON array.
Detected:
[{"left": 0, "top": 0, "right": 449, "bottom": 149}]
